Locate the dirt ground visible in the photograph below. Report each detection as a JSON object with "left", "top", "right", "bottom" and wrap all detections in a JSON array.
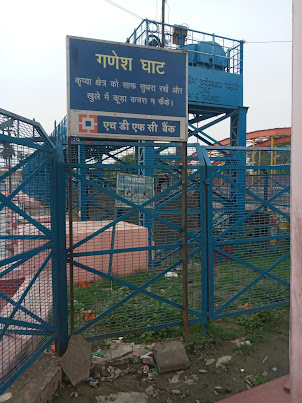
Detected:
[{"left": 53, "top": 309, "right": 289, "bottom": 403}]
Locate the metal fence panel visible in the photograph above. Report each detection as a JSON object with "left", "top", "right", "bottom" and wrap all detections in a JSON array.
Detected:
[
  {"left": 0, "top": 109, "right": 67, "bottom": 393},
  {"left": 66, "top": 141, "right": 204, "bottom": 340},
  {"left": 202, "top": 146, "right": 290, "bottom": 319},
  {"left": 0, "top": 115, "right": 292, "bottom": 391}
]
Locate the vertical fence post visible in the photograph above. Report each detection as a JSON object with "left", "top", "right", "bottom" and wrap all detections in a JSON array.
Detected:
[
  {"left": 53, "top": 141, "right": 68, "bottom": 355},
  {"left": 182, "top": 142, "right": 188, "bottom": 343},
  {"left": 202, "top": 147, "right": 214, "bottom": 324},
  {"left": 196, "top": 145, "right": 209, "bottom": 335},
  {"left": 68, "top": 137, "right": 75, "bottom": 335}
]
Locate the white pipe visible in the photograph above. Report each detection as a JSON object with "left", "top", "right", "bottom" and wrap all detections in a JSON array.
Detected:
[{"left": 291, "top": 1, "right": 302, "bottom": 401}]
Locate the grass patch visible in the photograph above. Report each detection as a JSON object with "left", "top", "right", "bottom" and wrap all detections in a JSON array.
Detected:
[
  {"left": 252, "top": 373, "right": 271, "bottom": 386},
  {"left": 236, "top": 343, "right": 256, "bottom": 355},
  {"left": 207, "top": 321, "right": 242, "bottom": 344},
  {"left": 235, "top": 308, "right": 286, "bottom": 332}
]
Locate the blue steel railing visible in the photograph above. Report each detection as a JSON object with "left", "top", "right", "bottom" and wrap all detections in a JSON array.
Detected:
[{"left": 127, "top": 19, "right": 243, "bottom": 75}]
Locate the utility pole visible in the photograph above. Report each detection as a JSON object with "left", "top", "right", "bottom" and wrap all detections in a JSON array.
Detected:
[{"left": 161, "top": 0, "right": 165, "bottom": 47}]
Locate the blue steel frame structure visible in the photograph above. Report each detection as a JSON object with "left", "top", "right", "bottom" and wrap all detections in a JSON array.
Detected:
[
  {"left": 60, "top": 141, "right": 290, "bottom": 341},
  {"left": 0, "top": 109, "right": 68, "bottom": 394},
  {"left": 0, "top": 18, "right": 291, "bottom": 396},
  {"left": 0, "top": 115, "right": 291, "bottom": 391},
  {"left": 126, "top": 19, "right": 247, "bottom": 148}
]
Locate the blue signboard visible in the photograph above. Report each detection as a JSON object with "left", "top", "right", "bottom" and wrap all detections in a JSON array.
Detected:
[
  {"left": 67, "top": 36, "right": 188, "bottom": 141},
  {"left": 188, "top": 67, "right": 243, "bottom": 107}
]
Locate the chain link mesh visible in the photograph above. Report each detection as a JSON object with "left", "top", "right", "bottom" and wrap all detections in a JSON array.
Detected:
[
  {"left": 0, "top": 110, "right": 56, "bottom": 392},
  {"left": 207, "top": 147, "right": 290, "bottom": 317}
]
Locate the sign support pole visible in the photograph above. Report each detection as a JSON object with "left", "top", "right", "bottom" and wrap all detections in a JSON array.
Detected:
[
  {"left": 67, "top": 137, "right": 75, "bottom": 335},
  {"left": 182, "top": 141, "right": 188, "bottom": 343}
]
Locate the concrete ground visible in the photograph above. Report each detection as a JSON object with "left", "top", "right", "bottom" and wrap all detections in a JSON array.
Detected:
[
  {"left": 5, "top": 352, "right": 62, "bottom": 403},
  {"left": 220, "top": 374, "right": 290, "bottom": 403}
]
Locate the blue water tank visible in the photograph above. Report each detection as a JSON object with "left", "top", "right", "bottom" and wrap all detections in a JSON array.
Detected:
[{"left": 183, "top": 41, "right": 228, "bottom": 71}]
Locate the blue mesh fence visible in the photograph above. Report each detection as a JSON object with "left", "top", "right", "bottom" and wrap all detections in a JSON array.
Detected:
[
  {"left": 65, "top": 140, "right": 203, "bottom": 340},
  {"left": 0, "top": 109, "right": 67, "bottom": 394},
  {"left": 0, "top": 128, "right": 291, "bottom": 392},
  {"left": 200, "top": 146, "right": 290, "bottom": 319}
]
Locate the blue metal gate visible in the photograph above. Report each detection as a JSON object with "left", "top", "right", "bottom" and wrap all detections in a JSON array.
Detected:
[
  {"left": 0, "top": 113, "right": 291, "bottom": 392},
  {"left": 66, "top": 141, "right": 291, "bottom": 340},
  {"left": 198, "top": 146, "right": 290, "bottom": 320},
  {"left": 0, "top": 109, "right": 67, "bottom": 393},
  {"left": 67, "top": 140, "right": 205, "bottom": 340}
]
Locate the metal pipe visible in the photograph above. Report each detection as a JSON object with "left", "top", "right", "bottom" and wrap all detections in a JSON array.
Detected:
[
  {"left": 161, "top": 0, "right": 165, "bottom": 47},
  {"left": 67, "top": 137, "right": 75, "bottom": 335},
  {"left": 271, "top": 137, "right": 274, "bottom": 175},
  {"left": 181, "top": 142, "right": 188, "bottom": 343}
]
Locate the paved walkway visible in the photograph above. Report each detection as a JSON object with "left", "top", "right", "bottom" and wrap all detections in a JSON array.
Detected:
[{"left": 220, "top": 375, "right": 290, "bottom": 403}]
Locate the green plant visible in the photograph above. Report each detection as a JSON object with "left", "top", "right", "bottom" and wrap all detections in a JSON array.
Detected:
[
  {"left": 248, "top": 327, "right": 266, "bottom": 344},
  {"left": 236, "top": 343, "right": 256, "bottom": 355},
  {"left": 124, "top": 327, "right": 183, "bottom": 344},
  {"left": 207, "top": 321, "right": 242, "bottom": 345},
  {"left": 235, "top": 308, "right": 286, "bottom": 332},
  {"left": 252, "top": 373, "right": 271, "bottom": 386}
]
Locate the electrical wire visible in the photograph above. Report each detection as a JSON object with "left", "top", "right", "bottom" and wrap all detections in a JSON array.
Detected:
[
  {"left": 246, "top": 40, "right": 291, "bottom": 44},
  {"left": 104, "top": 0, "right": 144, "bottom": 20},
  {"left": 166, "top": 0, "right": 170, "bottom": 25},
  {"left": 103, "top": 1, "right": 291, "bottom": 45}
]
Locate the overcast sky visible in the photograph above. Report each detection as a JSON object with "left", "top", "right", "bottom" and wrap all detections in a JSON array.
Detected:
[{"left": 0, "top": 0, "right": 292, "bottom": 139}]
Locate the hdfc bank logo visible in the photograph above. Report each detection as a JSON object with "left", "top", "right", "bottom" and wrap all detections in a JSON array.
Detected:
[{"left": 78, "top": 114, "right": 98, "bottom": 133}]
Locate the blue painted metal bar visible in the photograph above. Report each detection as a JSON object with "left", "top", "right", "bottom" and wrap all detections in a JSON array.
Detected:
[
  {"left": 72, "top": 240, "right": 200, "bottom": 259},
  {"left": 0, "top": 118, "right": 14, "bottom": 131},
  {"left": 108, "top": 209, "right": 117, "bottom": 276},
  {"left": 0, "top": 251, "right": 53, "bottom": 340},
  {"left": 141, "top": 144, "right": 155, "bottom": 270},
  {"left": 71, "top": 162, "right": 181, "bottom": 171},
  {"left": 0, "top": 242, "right": 54, "bottom": 277},
  {"left": 74, "top": 246, "right": 203, "bottom": 334},
  {"left": 0, "top": 133, "right": 54, "bottom": 152},
  {"left": 0, "top": 292, "right": 52, "bottom": 327},
  {"left": 0, "top": 150, "right": 40, "bottom": 182},
  {"left": 216, "top": 234, "right": 290, "bottom": 245},
  {"left": 71, "top": 173, "right": 183, "bottom": 249},
  {"left": 5, "top": 329, "right": 53, "bottom": 336},
  {"left": 214, "top": 246, "right": 290, "bottom": 287},
  {"left": 79, "top": 143, "right": 88, "bottom": 221},
  {"left": 0, "top": 258, "right": 25, "bottom": 279},
  {"left": 0, "top": 316, "right": 54, "bottom": 332},
  {"left": 212, "top": 300, "right": 290, "bottom": 321},
  {"left": 190, "top": 111, "right": 239, "bottom": 136},
  {"left": 85, "top": 317, "right": 202, "bottom": 342},
  {"left": 0, "top": 235, "right": 49, "bottom": 240},
  {"left": 213, "top": 177, "right": 290, "bottom": 241},
  {"left": 210, "top": 163, "right": 290, "bottom": 170},
  {"left": 52, "top": 141, "right": 68, "bottom": 356},
  {"left": 206, "top": 146, "right": 290, "bottom": 152},
  {"left": 196, "top": 145, "right": 209, "bottom": 334},
  {"left": 0, "top": 193, "right": 54, "bottom": 239},
  {"left": 0, "top": 153, "right": 54, "bottom": 212},
  {"left": 154, "top": 209, "right": 201, "bottom": 214},
  {"left": 201, "top": 146, "right": 215, "bottom": 319},
  {"left": 213, "top": 252, "right": 290, "bottom": 316},
  {"left": 73, "top": 243, "right": 181, "bottom": 257},
  {"left": 155, "top": 171, "right": 200, "bottom": 209}
]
